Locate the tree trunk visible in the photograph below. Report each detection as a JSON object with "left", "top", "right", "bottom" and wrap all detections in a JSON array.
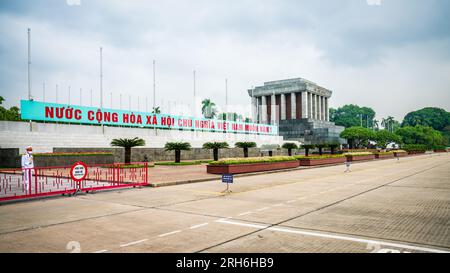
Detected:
[
  {"left": 175, "top": 150, "right": 181, "bottom": 163},
  {"left": 124, "top": 147, "right": 131, "bottom": 164},
  {"left": 243, "top": 148, "right": 249, "bottom": 158},
  {"left": 331, "top": 146, "right": 336, "bottom": 154},
  {"left": 305, "top": 148, "right": 309, "bottom": 157},
  {"left": 319, "top": 147, "right": 323, "bottom": 155},
  {"left": 288, "top": 149, "right": 292, "bottom": 156},
  {"left": 213, "top": 149, "right": 219, "bottom": 161}
]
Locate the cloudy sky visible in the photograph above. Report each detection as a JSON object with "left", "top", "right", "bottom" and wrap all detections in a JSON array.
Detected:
[{"left": 1, "top": 0, "right": 449, "bottom": 121}]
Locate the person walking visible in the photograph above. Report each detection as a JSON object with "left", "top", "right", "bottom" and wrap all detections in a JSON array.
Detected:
[
  {"left": 21, "top": 146, "right": 34, "bottom": 193},
  {"left": 344, "top": 161, "right": 351, "bottom": 173}
]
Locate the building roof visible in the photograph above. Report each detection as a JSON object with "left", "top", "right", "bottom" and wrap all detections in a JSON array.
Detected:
[{"left": 248, "top": 78, "right": 332, "bottom": 98}]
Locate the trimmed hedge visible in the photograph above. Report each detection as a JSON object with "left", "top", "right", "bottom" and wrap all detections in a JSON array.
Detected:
[
  {"left": 343, "top": 152, "right": 374, "bottom": 156},
  {"left": 402, "top": 144, "right": 428, "bottom": 153},
  {"left": 210, "top": 156, "right": 296, "bottom": 166},
  {"left": 373, "top": 151, "right": 394, "bottom": 155},
  {"left": 295, "top": 155, "right": 346, "bottom": 160},
  {"left": 34, "top": 152, "right": 113, "bottom": 157},
  {"left": 155, "top": 160, "right": 213, "bottom": 166}
]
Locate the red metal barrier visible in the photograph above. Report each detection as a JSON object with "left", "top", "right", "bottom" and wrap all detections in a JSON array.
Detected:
[{"left": 0, "top": 162, "right": 149, "bottom": 202}]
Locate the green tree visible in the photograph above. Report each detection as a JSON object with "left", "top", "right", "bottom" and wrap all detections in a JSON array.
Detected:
[
  {"left": 164, "top": 142, "right": 192, "bottom": 163},
  {"left": 235, "top": 142, "right": 256, "bottom": 158},
  {"left": 110, "top": 137, "right": 146, "bottom": 163},
  {"left": 0, "top": 97, "right": 20, "bottom": 121},
  {"left": 282, "top": 143, "right": 298, "bottom": 156},
  {"left": 201, "top": 99, "right": 217, "bottom": 119},
  {"left": 151, "top": 106, "right": 161, "bottom": 114},
  {"left": 340, "top": 126, "right": 376, "bottom": 148},
  {"left": 381, "top": 116, "right": 400, "bottom": 133},
  {"left": 330, "top": 104, "right": 376, "bottom": 128},
  {"left": 375, "top": 130, "right": 401, "bottom": 149},
  {"left": 301, "top": 144, "right": 315, "bottom": 157},
  {"left": 395, "top": 125, "right": 445, "bottom": 148},
  {"left": 203, "top": 142, "right": 229, "bottom": 161},
  {"left": 402, "top": 107, "right": 450, "bottom": 132},
  {"left": 328, "top": 143, "right": 340, "bottom": 154}
]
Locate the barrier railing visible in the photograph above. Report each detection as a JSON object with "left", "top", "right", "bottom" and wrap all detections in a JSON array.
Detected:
[{"left": 0, "top": 162, "right": 149, "bottom": 202}]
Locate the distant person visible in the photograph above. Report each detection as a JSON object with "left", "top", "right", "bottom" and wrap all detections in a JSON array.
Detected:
[
  {"left": 344, "top": 161, "right": 351, "bottom": 173},
  {"left": 21, "top": 146, "right": 34, "bottom": 192}
]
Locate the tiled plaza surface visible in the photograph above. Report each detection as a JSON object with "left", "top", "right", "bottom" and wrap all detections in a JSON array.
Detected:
[{"left": 0, "top": 153, "right": 449, "bottom": 253}]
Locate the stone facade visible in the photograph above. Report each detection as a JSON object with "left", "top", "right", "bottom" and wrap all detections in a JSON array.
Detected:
[{"left": 248, "top": 78, "right": 346, "bottom": 145}]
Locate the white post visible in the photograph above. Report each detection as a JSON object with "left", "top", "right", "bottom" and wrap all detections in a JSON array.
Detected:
[
  {"left": 153, "top": 60, "right": 156, "bottom": 109},
  {"left": 291, "top": 92, "right": 296, "bottom": 120},
  {"left": 261, "top": 96, "right": 267, "bottom": 123},
  {"left": 280, "top": 94, "right": 286, "bottom": 120},
  {"left": 301, "top": 92, "right": 308, "bottom": 119},
  {"left": 318, "top": 95, "right": 322, "bottom": 121},
  {"left": 27, "top": 28, "right": 31, "bottom": 100},
  {"left": 271, "top": 93, "right": 276, "bottom": 124}
]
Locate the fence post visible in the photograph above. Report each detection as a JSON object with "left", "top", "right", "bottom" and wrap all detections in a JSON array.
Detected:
[{"left": 145, "top": 162, "right": 148, "bottom": 184}]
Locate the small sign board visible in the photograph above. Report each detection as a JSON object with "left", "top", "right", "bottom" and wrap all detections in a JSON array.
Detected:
[
  {"left": 70, "top": 162, "right": 88, "bottom": 182},
  {"left": 222, "top": 174, "right": 233, "bottom": 184}
]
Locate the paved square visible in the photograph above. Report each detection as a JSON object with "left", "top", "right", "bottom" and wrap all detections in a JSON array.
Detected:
[{"left": 0, "top": 154, "right": 449, "bottom": 253}]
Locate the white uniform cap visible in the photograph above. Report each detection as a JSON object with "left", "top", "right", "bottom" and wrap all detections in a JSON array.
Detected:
[{"left": 26, "top": 145, "right": 33, "bottom": 150}]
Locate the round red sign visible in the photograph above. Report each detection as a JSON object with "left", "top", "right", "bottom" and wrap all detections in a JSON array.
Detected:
[{"left": 70, "top": 162, "right": 88, "bottom": 182}]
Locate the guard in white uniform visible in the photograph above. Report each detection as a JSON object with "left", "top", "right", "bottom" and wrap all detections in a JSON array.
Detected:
[{"left": 21, "top": 146, "right": 34, "bottom": 192}]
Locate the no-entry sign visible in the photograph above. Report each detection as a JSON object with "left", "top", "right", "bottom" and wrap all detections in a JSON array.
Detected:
[{"left": 70, "top": 162, "right": 88, "bottom": 182}]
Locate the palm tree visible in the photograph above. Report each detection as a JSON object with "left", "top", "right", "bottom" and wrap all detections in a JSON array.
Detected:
[
  {"left": 203, "top": 142, "right": 229, "bottom": 161},
  {"left": 381, "top": 117, "right": 395, "bottom": 133},
  {"left": 235, "top": 142, "right": 257, "bottom": 158},
  {"left": 373, "top": 119, "right": 379, "bottom": 131},
  {"left": 164, "top": 142, "right": 191, "bottom": 163},
  {"left": 152, "top": 106, "right": 161, "bottom": 114},
  {"left": 282, "top": 143, "right": 298, "bottom": 156},
  {"left": 111, "top": 137, "right": 146, "bottom": 163},
  {"left": 201, "top": 99, "right": 217, "bottom": 119}
]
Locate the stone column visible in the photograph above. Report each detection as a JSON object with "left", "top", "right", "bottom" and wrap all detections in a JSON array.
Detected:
[
  {"left": 251, "top": 96, "right": 257, "bottom": 123},
  {"left": 315, "top": 95, "right": 319, "bottom": 120},
  {"left": 325, "top": 97, "right": 329, "bottom": 121},
  {"left": 318, "top": 95, "right": 322, "bottom": 120},
  {"left": 280, "top": 94, "right": 286, "bottom": 120},
  {"left": 301, "top": 92, "right": 308, "bottom": 119},
  {"left": 291, "top": 92, "right": 296, "bottom": 119},
  {"left": 271, "top": 94, "right": 276, "bottom": 124},
  {"left": 308, "top": 92, "right": 312, "bottom": 119},
  {"left": 261, "top": 96, "right": 267, "bottom": 123}
]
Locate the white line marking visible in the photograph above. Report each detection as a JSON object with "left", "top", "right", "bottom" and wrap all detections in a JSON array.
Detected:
[
  {"left": 272, "top": 203, "right": 283, "bottom": 207},
  {"left": 238, "top": 211, "right": 253, "bottom": 216},
  {"left": 256, "top": 207, "right": 270, "bottom": 211},
  {"left": 217, "top": 219, "right": 269, "bottom": 229},
  {"left": 120, "top": 238, "right": 148, "bottom": 248},
  {"left": 93, "top": 249, "right": 108, "bottom": 253},
  {"left": 217, "top": 219, "right": 449, "bottom": 253},
  {"left": 286, "top": 200, "right": 296, "bottom": 203},
  {"left": 158, "top": 230, "right": 182, "bottom": 237},
  {"left": 190, "top": 223, "right": 209, "bottom": 229}
]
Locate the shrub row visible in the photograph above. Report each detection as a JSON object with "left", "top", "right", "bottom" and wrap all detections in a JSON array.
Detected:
[{"left": 210, "top": 156, "right": 296, "bottom": 165}]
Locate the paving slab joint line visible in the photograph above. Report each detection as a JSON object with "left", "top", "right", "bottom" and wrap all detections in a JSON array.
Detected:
[{"left": 149, "top": 154, "right": 441, "bottom": 188}]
